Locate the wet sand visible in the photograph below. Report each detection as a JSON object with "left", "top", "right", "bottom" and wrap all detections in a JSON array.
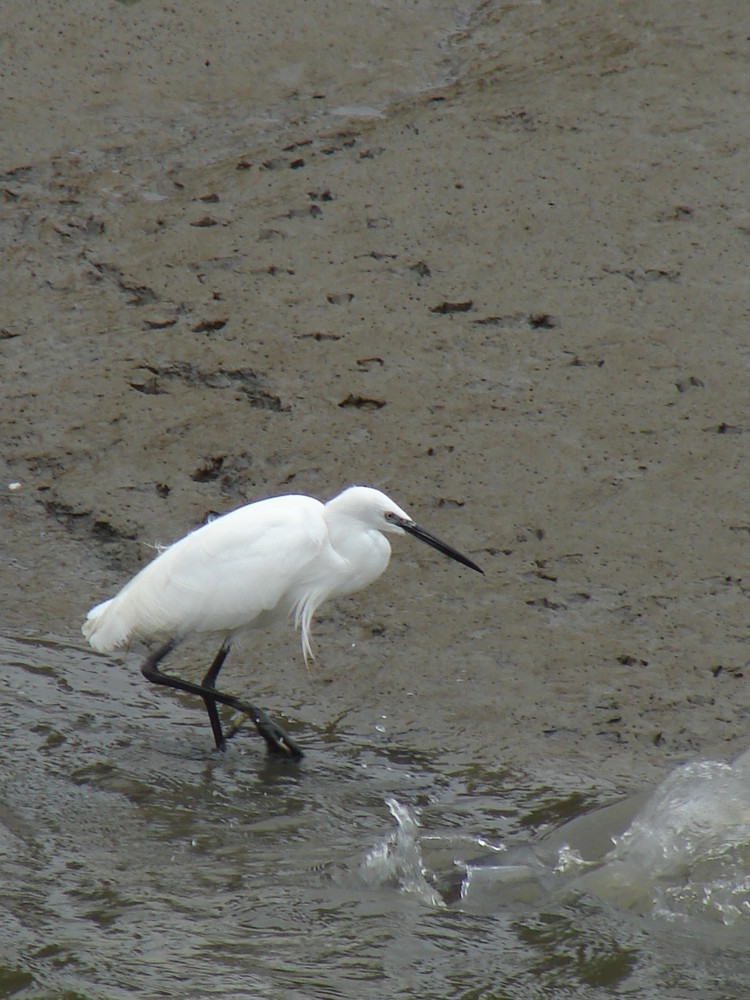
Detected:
[{"left": 3, "top": 0, "right": 749, "bottom": 789}]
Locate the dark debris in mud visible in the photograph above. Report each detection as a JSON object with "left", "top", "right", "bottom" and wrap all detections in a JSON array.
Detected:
[
  {"left": 129, "top": 363, "right": 287, "bottom": 411},
  {"left": 338, "top": 394, "right": 386, "bottom": 411}
]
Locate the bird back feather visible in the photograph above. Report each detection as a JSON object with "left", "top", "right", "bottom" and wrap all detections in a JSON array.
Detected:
[{"left": 82, "top": 495, "right": 331, "bottom": 652}]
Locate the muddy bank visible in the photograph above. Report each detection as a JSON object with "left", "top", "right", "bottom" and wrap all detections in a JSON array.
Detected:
[{"left": 2, "top": 0, "right": 749, "bottom": 787}]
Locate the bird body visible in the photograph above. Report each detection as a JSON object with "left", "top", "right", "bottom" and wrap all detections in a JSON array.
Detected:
[
  {"left": 82, "top": 485, "right": 482, "bottom": 758},
  {"left": 84, "top": 489, "right": 399, "bottom": 661}
]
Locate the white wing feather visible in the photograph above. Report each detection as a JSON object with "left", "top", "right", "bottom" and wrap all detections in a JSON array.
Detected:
[{"left": 83, "top": 495, "right": 331, "bottom": 652}]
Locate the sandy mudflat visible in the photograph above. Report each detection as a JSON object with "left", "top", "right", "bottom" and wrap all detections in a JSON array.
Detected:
[{"left": 2, "top": 0, "right": 748, "bottom": 787}]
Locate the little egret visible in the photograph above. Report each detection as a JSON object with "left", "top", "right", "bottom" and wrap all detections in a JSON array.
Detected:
[{"left": 83, "top": 485, "right": 482, "bottom": 759}]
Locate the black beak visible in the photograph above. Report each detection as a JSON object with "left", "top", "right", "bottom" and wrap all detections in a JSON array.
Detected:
[{"left": 393, "top": 516, "right": 483, "bottom": 574}]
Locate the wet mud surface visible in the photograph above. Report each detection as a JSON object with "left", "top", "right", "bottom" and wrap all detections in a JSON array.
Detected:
[{"left": 3, "top": 0, "right": 749, "bottom": 791}]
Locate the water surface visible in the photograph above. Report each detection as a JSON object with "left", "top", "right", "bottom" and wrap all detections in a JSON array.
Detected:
[{"left": 2, "top": 636, "right": 749, "bottom": 998}]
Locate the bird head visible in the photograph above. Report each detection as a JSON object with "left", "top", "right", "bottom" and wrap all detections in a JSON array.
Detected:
[{"left": 328, "top": 486, "right": 483, "bottom": 573}]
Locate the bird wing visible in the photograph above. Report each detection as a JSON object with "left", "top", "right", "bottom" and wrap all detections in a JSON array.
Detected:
[{"left": 101, "top": 495, "right": 331, "bottom": 644}]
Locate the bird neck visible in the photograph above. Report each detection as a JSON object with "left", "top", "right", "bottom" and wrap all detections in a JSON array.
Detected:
[{"left": 326, "top": 517, "right": 392, "bottom": 596}]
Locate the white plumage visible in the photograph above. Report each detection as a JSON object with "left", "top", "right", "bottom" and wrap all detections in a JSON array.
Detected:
[
  {"left": 84, "top": 488, "right": 404, "bottom": 660},
  {"left": 82, "top": 485, "right": 482, "bottom": 757}
]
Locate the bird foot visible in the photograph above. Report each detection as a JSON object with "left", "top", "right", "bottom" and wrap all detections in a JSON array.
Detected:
[
  {"left": 226, "top": 702, "right": 303, "bottom": 760},
  {"left": 255, "top": 716, "right": 304, "bottom": 760}
]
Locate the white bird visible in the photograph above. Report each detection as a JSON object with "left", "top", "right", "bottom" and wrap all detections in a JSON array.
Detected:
[{"left": 83, "top": 485, "right": 482, "bottom": 759}]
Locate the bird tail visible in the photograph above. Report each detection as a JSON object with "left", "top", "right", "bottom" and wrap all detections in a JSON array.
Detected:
[{"left": 82, "top": 596, "right": 134, "bottom": 653}]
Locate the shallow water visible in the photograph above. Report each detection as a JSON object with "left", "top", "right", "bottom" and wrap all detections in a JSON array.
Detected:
[
  {"left": 4, "top": 0, "right": 750, "bottom": 994},
  {"left": 2, "top": 635, "right": 750, "bottom": 999}
]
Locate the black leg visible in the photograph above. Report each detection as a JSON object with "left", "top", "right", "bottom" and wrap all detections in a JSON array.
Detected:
[
  {"left": 201, "top": 640, "right": 232, "bottom": 750},
  {"left": 141, "top": 640, "right": 303, "bottom": 760},
  {"left": 203, "top": 643, "right": 255, "bottom": 745}
]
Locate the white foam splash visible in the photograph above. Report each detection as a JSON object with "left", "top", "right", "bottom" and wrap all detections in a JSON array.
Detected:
[
  {"left": 578, "top": 748, "right": 750, "bottom": 921},
  {"left": 361, "top": 797, "right": 445, "bottom": 908}
]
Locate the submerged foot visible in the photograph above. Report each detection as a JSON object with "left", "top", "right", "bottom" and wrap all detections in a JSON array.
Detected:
[
  {"left": 255, "top": 714, "right": 304, "bottom": 760},
  {"left": 225, "top": 698, "right": 303, "bottom": 760}
]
